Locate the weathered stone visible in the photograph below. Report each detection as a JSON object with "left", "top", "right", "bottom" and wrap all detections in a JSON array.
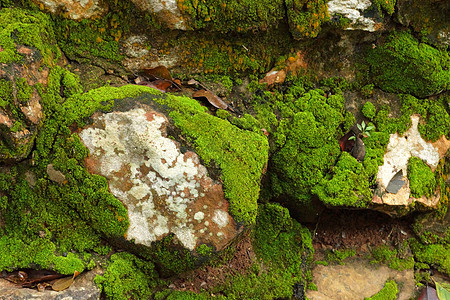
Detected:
[
  {"left": 130, "top": 0, "right": 187, "bottom": 30},
  {"left": 0, "top": 13, "right": 53, "bottom": 161},
  {"left": 373, "top": 115, "right": 450, "bottom": 213},
  {"left": 0, "top": 268, "right": 101, "bottom": 300},
  {"left": 79, "top": 104, "right": 240, "bottom": 251},
  {"left": 397, "top": 0, "right": 450, "bottom": 46},
  {"left": 327, "top": 0, "right": 383, "bottom": 32},
  {"left": 306, "top": 258, "right": 416, "bottom": 300},
  {"left": 32, "top": 0, "right": 107, "bottom": 20},
  {"left": 46, "top": 164, "right": 66, "bottom": 185}
]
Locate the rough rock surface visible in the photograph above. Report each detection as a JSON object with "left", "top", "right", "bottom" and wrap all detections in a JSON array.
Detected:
[
  {"left": 79, "top": 104, "right": 240, "bottom": 251},
  {"left": 373, "top": 115, "right": 450, "bottom": 210},
  {"left": 0, "top": 268, "right": 101, "bottom": 300},
  {"left": 32, "top": 0, "right": 107, "bottom": 20},
  {"left": 130, "top": 0, "right": 187, "bottom": 30},
  {"left": 0, "top": 45, "right": 47, "bottom": 161},
  {"left": 327, "top": 0, "right": 381, "bottom": 32},
  {"left": 396, "top": 0, "right": 450, "bottom": 46},
  {"left": 306, "top": 258, "right": 416, "bottom": 300}
]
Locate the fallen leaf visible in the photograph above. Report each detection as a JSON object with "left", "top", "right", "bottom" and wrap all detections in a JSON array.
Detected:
[
  {"left": 187, "top": 79, "right": 200, "bottom": 86},
  {"left": 339, "top": 130, "right": 356, "bottom": 152},
  {"left": 51, "top": 276, "right": 74, "bottom": 291},
  {"left": 435, "top": 281, "right": 450, "bottom": 300},
  {"left": 140, "top": 66, "right": 172, "bottom": 81},
  {"left": 419, "top": 286, "right": 439, "bottom": 300},
  {"left": 193, "top": 89, "right": 229, "bottom": 110},
  {"left": 137, "top": 80, "right": 170, "bottom": 93}
]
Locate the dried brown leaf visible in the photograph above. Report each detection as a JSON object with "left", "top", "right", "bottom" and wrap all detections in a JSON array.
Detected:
[
  {"left": 140, "top": 66, "right": 172, "bottom": 81},
  {"left": 51, "top": 276, "right": 74, "bottom": 291},
  {"left": 187, "top": 79, "right": 200, "bottom": 85},
  {"left": 193, "top": 89, "right": 228, "bottom": 110}
]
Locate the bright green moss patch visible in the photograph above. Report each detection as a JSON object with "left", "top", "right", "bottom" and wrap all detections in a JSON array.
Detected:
[
  {"left": 367, "top": 30, "right": 450, "bottom": 98},
  {"left": 0, "top": 8, "right": 60, "bottom": 65},
  {"left": 408, "top": 157, "right": 436, "bottom": 198},
  {"left": 373, "top": 0, "right": 396, "bottom": 16},
  {"left": 362, "top": 101, "right": 376, "bottom": 119},
  {"left": 95, "top": 252, "right": 160, "bottom": 300},
  {"left": 15, "top": 77, "right": 33, "bottom": 104},
  {"left": 364, "top": 280, "right": 398, "bottom": 300},
  {"left": 313, "top": 152, "right": 373, "bottom": 208}
]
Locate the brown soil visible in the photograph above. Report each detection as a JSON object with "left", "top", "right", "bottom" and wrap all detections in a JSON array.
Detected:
[{"left": 307, "top": 209, "right": 414, "bottom": 254}]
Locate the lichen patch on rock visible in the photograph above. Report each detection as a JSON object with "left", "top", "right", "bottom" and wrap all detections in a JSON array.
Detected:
[{"left": 79, "top": 106, "right": 239, "bottom": 251}]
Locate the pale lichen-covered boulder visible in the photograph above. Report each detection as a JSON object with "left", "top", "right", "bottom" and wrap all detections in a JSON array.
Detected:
[
  {"left": 373, "top": 115, "right": 450, "bottom": 215},
  {"left": 78, "top": 94, "right": 268, "bottom": 253}
]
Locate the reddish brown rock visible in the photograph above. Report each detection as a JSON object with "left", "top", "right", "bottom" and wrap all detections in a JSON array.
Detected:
[
  {"left": 32, "top": 0, "right": 107, "bottom": 20},
  {"left": 79, "top": 103, "right": 241, "bottom": 251}
]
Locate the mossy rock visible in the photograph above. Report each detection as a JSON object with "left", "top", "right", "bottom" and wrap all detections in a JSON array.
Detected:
[
  {"left": 366, "top": 30, "right": 450, "bottom": 98},
  {"left": 0, "top": 8, "right": 63, "bottom": 161}
]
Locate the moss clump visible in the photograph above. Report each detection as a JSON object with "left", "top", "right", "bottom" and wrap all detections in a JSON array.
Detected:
[
  {"left": 408, "top": 157, "right": 436, "bottom": 198},
  {"left": 94, "top": 252, "right": 160, "bottom": 300},
  {"left": 0, "top": 8, "right": 61, "bottom": 65},
  {"left": 366, "top": 30, "right": 450, "bottom": 98},
  {"left": 285, "top": 0, "right": 329, "bottom": 39},
  {"left": 364, "top": 280, "right": 398, "bottom": 300},
  {"left": 15, "top": 77, "right": 33, "bottom": 104},
  {"left": 177, "top": 0, "right": 285, "bottom": 32},
  {"left": 313, "top": 152, "right": 373, "bottom": 208},
  {"left": 362, "top": 101, "right": 376, "bottom": 119}
]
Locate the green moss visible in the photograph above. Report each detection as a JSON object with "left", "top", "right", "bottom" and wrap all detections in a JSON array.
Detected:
[
  {"left": 362, "top": 101, "right": 376, "bottom": 119},
  {"left": 0, "top": 8, "right": 61, "bottom": 65},
  {"left": 94, "top": 252, "right": 159, "bottom": 300},
  {"left": 313, "top": 152, "right": 373, "bottom": 208},
  {"left": 16, "top": 77, "right": 33, "bottom": 104},
  {"left": 196, "top": 244, "right": 213, "bottom": 257},
  {"left": 177, "top": 0, "right": 285, "bottom": 32},
  {"left": 410, "top": 239, "right": 450, "bottom": 276},
  {"left": 366, "top": 30, "right": 449, "bottom": 98},
  {"left": 372, "top": 0, "right": 396, "bottom": 16},
  {"left": 361, "top": 84, "right": 375, "bottom": 98},
  {"left": 408, "top": 156, "right": 436, "bottom": 198},
  {"left": 364, "top": 280, "right": 398, "bottom": 300},
  {"left": 285, "top": 0, "right": 329, "bottom": 39},
  {"left": 324, "top": 248, "right": 356, "bottom": 265}
]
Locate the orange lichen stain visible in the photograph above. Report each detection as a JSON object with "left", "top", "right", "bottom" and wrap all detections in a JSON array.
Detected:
[{"left": 96, "top": 36, "right": 103, "bottom": 43}]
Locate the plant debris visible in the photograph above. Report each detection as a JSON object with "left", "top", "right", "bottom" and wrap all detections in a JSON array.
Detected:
[{"left": 2, "top": 269, "right": 80, "bottom": 292}]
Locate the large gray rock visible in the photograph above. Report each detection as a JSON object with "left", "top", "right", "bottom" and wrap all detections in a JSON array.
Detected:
[{"left": 79, "top": 102, "right": 241, "bottom": 252}]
